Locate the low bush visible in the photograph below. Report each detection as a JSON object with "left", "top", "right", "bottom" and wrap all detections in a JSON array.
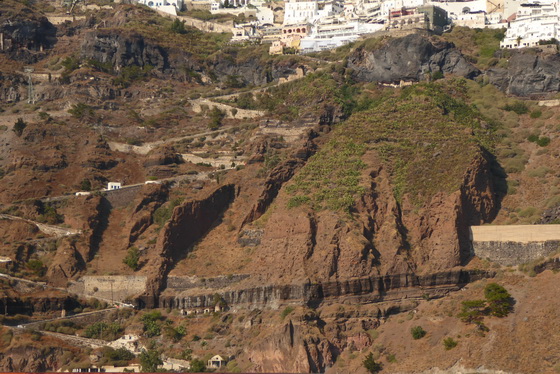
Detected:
[{"left": 410, "top": 326, "right": 426, "bottom": 340}]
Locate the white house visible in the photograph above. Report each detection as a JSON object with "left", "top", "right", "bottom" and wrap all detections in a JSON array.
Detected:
[
  {"left": 107, "top": 182, "right": 122, "bottom": 190},
  {"left": 256, "top": 5, "right": 275, "bottom": 24},
  {"left": 207, "top": 355, "right": 227, "bottom": 369},
  {"left": 136, "top": 0, "right": 184, "bottom": 15}
]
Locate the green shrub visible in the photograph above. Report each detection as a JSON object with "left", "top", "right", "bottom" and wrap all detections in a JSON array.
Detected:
[
  {"left": 503, "top": 102, "right": 529, "bottom": 115},
  {"left": 83, "top": 322, "right": 122, "bottom": 341},
  {"left": 123, "top": 247, "right": 140, "bottom": 271},
  {"left": 536, "top": 136, "right": 551, "bottom": 147},
  {"left": 530, "top": 110, "right": 542, "bottom": 118},
  {"left": 363, "top": 352, "right": 382, "bottom": 373},
  {"left": 80, "top": 179, "right": 92, "bottom": 191},
  {"left": 410, "top": 326, "right": 426, "bottom": 340},
  {"left": 13, "top": 118, "right": 26, "bottom": 136},
  {"left": 68, "top": 103, "right": 94, "bottom": 119},
  {"left": 527, "top": 134, "right": 539, "bottom": 142},
  {"left": 443, "top": 337, "right": 458, "bottom": 350}
]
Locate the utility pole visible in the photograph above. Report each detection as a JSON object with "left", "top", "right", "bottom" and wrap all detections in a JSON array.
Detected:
[{"left": 24, "top": 67, "right": 35, "bottom": 104}]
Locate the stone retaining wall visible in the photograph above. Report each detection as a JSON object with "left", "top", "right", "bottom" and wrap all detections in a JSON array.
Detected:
[
  {"left": 104, "top": 185, "right": 144, "bottom": 208},
  {"left": 471, "top": 225, "right": 560, "bottom": 265},
  {"left": 69, "top": 276, "right": 147, "bottom": 302}
]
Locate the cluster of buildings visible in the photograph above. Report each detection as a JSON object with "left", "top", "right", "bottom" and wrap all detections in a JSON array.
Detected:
[{"left": 132, "top": 0, "right": 560, "bottom": 54}]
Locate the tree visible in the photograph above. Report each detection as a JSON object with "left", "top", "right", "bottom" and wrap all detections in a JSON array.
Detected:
[
  {"left": 363, "top": 352, "right": 382, "bottom": 374},
  {"left": 13, "top": 118, "right": 27, "bottom": 136},
  {"left": 484, "top": 283, "right": 513, "bottom": 317},
  {"left": 139, "top": 349, "right": 162, "bottom": 372},
  {"left": 170, "top": 18, "right": 186, "bottom": 34},
  {"left": 123, "top": 247, "right": 140, "bottom": 271}
]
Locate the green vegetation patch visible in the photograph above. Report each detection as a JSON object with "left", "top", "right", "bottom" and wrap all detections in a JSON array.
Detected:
[
  {"left": 286, "top": 80, "right": 495, "bottom": 211},
  {"left": 440, "top": 27, "right": 507, "bottom": 69}
]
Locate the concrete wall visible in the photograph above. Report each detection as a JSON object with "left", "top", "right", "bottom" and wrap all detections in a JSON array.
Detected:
[
  {"left": 471, "top": 225, "right": 560, "bottom": 265},
  {"left": 69, "top": 276, "right": 147, "bottom": 302}
]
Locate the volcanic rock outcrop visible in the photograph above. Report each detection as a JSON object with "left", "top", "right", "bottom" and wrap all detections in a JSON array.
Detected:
[
  {"left": 347, "top": 33, "right": 480, "bottom": 83},
  {"left": 487, "top": 50, "right": 560, "bottom": 97}
]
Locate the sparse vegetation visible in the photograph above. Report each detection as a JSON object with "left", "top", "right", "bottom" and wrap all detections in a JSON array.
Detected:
[
  {"left": 280, "top": 306, "right": 294, "bottom": 319},
  {"left": 443, "top": 337, "right": 458, "bottom": 350}
]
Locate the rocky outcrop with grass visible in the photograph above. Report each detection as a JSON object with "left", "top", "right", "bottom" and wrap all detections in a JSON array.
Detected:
[{"left": 0, "top": 2, "right": 57, "bottom": 63}]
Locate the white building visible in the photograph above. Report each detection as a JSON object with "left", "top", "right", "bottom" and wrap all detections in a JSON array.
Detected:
[
  {"left": 501, "top": 0, "right": 560, "bottom": 48},
  {"left": 427, "top": 0, "right": 487, "bottom": 17},
  {"left": 107, "top": 182, "right": 122, "bottom": 190},
  {"left": 137, "top": 0, "right": 184, "bottom": 15},
  {"left": 256, "top": 5, "right": 275, "bottom": 24},
  {"left": 381, "top": 0, "right": 425, "bottom": 17},
  {"left": 300, "top": 20, "right": 383, "bottom": 52}
]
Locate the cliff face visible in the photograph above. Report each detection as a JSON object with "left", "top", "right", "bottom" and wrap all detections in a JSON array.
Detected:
[
  {"left": 140, "top": 184, "right": 236, "bottom": 307},
  {"left": 160, "top": 269, "right": 492, "bottom": 310},
  {"left": 248, "top": 152, "right": 501, "bottom": 285},
  {"left": 80, "top": 29, "right": 302, "bottom": 85},
  {"left": 348, "top": 34, "right": 480, "bottom": 83},
  {"left": 0, "top": 7, "right": 57, "bottom": 63},
  {"left": 487, "top": 51, "right": 560, "bottom": 97},
  {"left": 81, "top": 30, "right": 172, "bottom": 75}
]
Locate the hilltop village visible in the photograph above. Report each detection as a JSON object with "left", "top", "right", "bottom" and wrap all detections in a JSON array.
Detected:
[{"left": 132, "top": 0, "right": 560, "bottom": 53}]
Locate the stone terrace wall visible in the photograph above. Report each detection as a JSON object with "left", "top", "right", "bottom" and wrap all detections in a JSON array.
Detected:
[
  {"left": 69, "top": 276, "right": 147, "bottom": 302},
  {"left": 471, "top": 225, "right": 560, "bottom": 266}
]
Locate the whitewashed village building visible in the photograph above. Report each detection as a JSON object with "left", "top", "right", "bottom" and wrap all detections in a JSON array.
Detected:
[
  {"left": 501, "top": 0, "right": 560, "bottom": 48},
  {"left": 136, "top": 0, "right": 184, "bottom": 15}
]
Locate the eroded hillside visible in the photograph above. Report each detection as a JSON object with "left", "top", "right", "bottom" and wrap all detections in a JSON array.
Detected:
[{"left": 0, "top": 1, "right": 559, "bottom": 373}]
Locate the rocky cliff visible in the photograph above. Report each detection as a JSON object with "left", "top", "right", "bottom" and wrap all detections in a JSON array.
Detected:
[
  {"left": 80, "top": 28, "right": 303, "bottom": 86},
  {"left": 348, "top": 34, "right": 480, "bottom": 83},
  {"left": 487, "top": 50, "right": 560, "bottom": 97}
]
